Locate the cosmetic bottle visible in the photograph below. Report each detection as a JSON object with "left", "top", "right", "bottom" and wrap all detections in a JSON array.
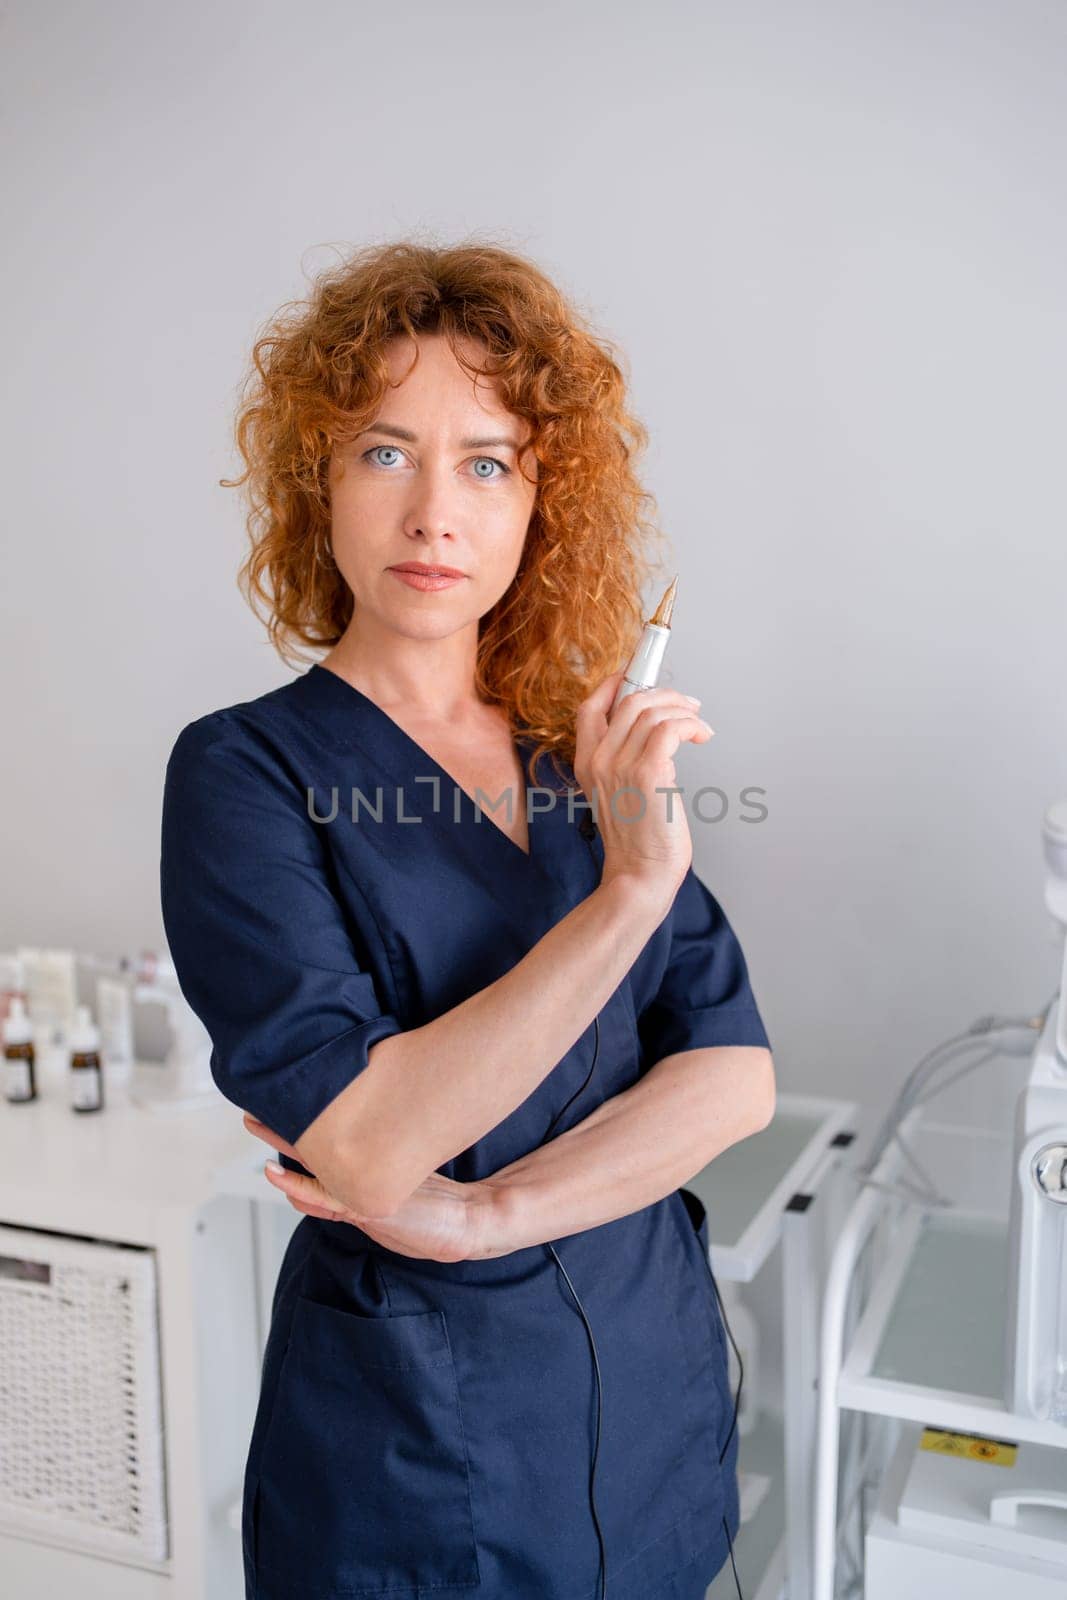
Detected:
[
  {"left": 3, "top": 997, "right": 37, "bottom": 1104},
  {"left": 69, "top": 1004, "right": 104, "bottom": 1113},
  {"left": 95, "top": 974, "right": 134, "bottom": 1094}
]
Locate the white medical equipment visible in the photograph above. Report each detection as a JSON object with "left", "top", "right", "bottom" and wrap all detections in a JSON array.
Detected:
[
  {"left": 0, "top": 1225, "right": 168, "bottom": 1564},
  {"left": 1005, "top": 799, "right": 1067, "bottom": 1422},
  {"left": 812, "top": 798, "right": 1067, "bottom": 1600},
  {"left": 865, "top": 1421, "right": 1067, "bottom": 1599}
]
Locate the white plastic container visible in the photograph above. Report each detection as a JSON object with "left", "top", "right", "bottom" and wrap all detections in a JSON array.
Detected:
[
  {"left": 95, "top": 974, "right": 134, "bottom": 1095},
  {"left": 866, "top": 1421, "right": 1067, "bottom": 1598}
]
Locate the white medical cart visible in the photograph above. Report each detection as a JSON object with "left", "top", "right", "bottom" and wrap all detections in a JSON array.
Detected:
[{"left": 813, "top": 1097, "right": 1067, "bottom": 1599}]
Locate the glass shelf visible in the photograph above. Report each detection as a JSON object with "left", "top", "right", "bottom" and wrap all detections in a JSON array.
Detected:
[
  {"left": 872, "top": 1210, "right": 1009, "bottom": 1400},
  {"left": 839, "top": 1206, "right": 1067, "bottom": 1451}
]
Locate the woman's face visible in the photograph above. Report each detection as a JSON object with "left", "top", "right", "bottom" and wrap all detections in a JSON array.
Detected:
[{"left": 327, "top": 333, "right": 538, "bottom": 643}]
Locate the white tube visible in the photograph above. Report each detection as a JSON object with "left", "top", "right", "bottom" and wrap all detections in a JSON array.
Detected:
[{"left": 610, "top": 622, "right": 671, "bottom": 716}]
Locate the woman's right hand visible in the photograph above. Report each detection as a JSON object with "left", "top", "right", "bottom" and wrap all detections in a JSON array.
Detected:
[{"left": 573, "top": 671, "right": 715, "bottom": 913}]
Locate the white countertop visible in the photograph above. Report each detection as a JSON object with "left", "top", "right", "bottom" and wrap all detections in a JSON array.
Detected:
[{"left": 0, "top": 1055, "right": 264, "bottom": 1242}]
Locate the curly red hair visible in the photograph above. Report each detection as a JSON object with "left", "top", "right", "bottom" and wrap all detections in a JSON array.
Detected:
[{"left": 222, "top": 236, "right": 668, "bottom": 782}]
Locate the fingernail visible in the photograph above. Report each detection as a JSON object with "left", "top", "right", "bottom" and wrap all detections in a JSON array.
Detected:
[
  {"left": 685, "top": 695, "right": 701, "bottom": 705},
  {"left": 265, "top": 1160, "right": 285, "bottom": 1177}
]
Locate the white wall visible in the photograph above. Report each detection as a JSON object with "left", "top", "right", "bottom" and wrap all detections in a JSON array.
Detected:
[{"left": 2, "top": 0, "right": 1065, "bottom": 1143}]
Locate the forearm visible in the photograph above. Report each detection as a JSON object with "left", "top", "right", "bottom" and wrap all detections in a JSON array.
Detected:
[
  {"left": 306, "top": 875, "right": 670, "bottom": 1216},
  {"left": 478, "top": 1045, "right": 776, "bottom": 1252}
]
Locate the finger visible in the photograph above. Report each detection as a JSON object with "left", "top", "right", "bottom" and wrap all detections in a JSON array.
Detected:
[
  {"left": 603, "top": 686, "right": 704, "bottom": 747},
  {"left": 263, "top": 1161, "right": 346, "bottom": 1215},
  {"left": 614, "top": 707, "right": 714, "bottom": 767},
  {"left": 243, "top": 1113, "right": 303, "bottom": 1162},
  {"left": 596, "top": 713, "right": 709, "bottom": 828},
  {"left": 580, "top": 670, "right": 627, "bottom": 717},
  {"left": 575, "top": 672, "right": 626, "bottom": 757}
]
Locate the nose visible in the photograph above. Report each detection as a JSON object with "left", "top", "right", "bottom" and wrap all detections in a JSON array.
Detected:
[{"left": 401, "top": 456, "right": 461, "bottom": 546}]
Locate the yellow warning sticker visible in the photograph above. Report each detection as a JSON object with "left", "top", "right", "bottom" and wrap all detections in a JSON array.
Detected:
[{"left": 919, "top": 1427, "right": 1017, "bottom": 1467}]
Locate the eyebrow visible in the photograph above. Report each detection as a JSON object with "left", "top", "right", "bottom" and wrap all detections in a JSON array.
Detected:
[{"left": 356, "top": 422, "right": 522, "bottom": 451}]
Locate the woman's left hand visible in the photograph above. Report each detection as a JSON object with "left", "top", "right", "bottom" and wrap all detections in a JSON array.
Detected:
[{"left": 241, "top": 1113, "right": 505, "bottom": 1262}]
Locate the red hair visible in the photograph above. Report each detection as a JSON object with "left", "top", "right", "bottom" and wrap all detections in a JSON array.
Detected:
[{"left": 223, "top": 236, "right": 668, "bottom": 781}]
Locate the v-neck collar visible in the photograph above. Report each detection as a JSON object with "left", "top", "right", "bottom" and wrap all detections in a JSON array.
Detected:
[{"left": 295, "top": 661, "right": 579, "bottom": 900}]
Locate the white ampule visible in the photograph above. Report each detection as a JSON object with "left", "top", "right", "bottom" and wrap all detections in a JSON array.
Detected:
[{"left": 610, "top": 576, "right": 678, "bottom": 716}]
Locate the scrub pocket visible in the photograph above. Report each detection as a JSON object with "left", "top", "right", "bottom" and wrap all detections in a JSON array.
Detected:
[
  {"left": 252, "top": 1295, "right": 480, "bottom": 1597},
  {"left": 678, "top": 1188, "right": 727, "bottom": 1360},
  {"left": 676, "top": 1187, "right": 737, "bottom": 1466}
]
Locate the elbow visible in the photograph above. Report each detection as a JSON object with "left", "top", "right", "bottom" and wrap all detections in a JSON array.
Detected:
[
  {"left": 292, "top": 1122, "right": 413, "bottom": 1221},
  {"left": 291, "top": 1035, "right": 432, "bottom": 1219},
  {"left": 318, "top": 1147, "right": 407, "bottom": 1221},
  {"left": 755, "top": 1049, "right": 777, "bottom": 1131},
  {"left": 324, "top": 1134, "right": 429, "bottom": 1221}
]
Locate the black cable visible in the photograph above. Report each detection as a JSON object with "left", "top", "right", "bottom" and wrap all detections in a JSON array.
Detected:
[
  {"left": 546, "top": 1237, "right": 608, "bottom": 1600},
  {"left": 542, "top": 1013, "right": 601, "bottom": 1145},
  {"left": 723, "top": 1513, "right": 744, "bottom": 1596},
  {"left": 713, "top": 1268, "right": 743, "bottom": 1466},
  {"left": 548, "top": 812, "right": 744, "bottom": 1598},
  {"left": 539, "top": 810, "right": 609, "bottom": 1594},
  {"left": 710, "top": 1262, "right": 745, "bottom": 1597},
  {"left": 544, "top": 1014, "right": 607, "bottom": 1597},
  {"left": 542, "top": 1015, "right": 746, "bottom": 1600}
]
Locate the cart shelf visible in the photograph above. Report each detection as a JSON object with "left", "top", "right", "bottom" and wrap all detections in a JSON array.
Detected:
[{"left": 838, "top": 1206, "right": 1067, "bottom": 1451}]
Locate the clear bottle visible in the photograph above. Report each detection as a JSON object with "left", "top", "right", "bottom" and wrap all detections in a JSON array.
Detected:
[
  {"left": 3, "top": 997, "right": 37, "bottom": 1103},
  {"left": 69, "top": 1003, "right": 104, "bottom": 1113}
]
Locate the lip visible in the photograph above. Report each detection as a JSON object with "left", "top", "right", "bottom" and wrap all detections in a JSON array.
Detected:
[
  {"left": 388, "top": 562, "right": 468, "bottom": 592},
  {"left": 388, "top": 562, "right": 467, "bottom": 578}
]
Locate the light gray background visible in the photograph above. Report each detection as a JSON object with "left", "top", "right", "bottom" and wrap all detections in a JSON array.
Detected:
[{"left": 2, "top": 0, "right": 1065, "bottom": 1152}]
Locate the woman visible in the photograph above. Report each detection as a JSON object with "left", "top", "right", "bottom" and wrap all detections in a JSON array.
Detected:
[{"left": 160, "top": 240, "right": 775, "bottom": 1600}]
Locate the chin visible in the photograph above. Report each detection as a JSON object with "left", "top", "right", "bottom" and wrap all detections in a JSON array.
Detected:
[{"left": 382, "top": 607, "right": 475, "bottom": 642}]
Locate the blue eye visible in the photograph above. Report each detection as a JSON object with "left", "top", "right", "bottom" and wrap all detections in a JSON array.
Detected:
[
  {"left": 364, "top": 445, "right": 404, "bottom": 468},
  {"left": 361, "top": 446, "right": 510, "bottom": 479}
]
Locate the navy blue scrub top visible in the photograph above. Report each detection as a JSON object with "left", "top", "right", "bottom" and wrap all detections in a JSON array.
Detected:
[{"left": 160, "top": 662, "right": 771, "bottom": 1600}]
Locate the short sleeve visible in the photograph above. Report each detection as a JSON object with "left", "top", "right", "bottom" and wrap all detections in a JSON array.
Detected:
[
  {"left": 636, "top": 865, "right": 771, "bottom": 1064},
  {"left": 159, "top": 714, "right": 404, "bottom": 1145}
]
